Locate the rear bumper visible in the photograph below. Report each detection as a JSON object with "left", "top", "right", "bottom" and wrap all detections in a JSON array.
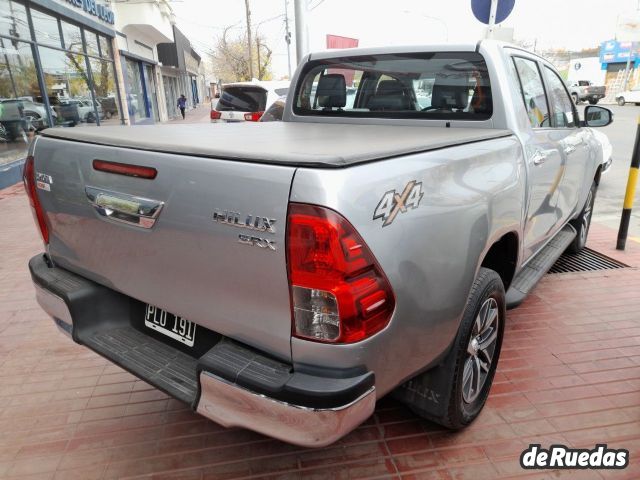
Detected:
[{"left": 29, "top": 254, "right": 375, "bottom": 447}]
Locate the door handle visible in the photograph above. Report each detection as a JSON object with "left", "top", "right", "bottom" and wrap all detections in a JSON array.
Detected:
[
  {"left": 85, "top": 186, "right": 164, "bottom": 229},
  {"left": 531, "top": 150, "right": 549, "bottom": 166}
]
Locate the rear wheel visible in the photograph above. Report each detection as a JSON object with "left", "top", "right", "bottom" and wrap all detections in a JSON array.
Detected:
[
  {"left": 588, "top": 98, "right": 599, "bottom": 105},
  {"left": 567, "top": 180, "right": 597, "bottom": 254},
  {"left": 408, "top": 268, "right": 505, "bottom": 429},
  {"left": 618, "top": 97, "right": 626, "bottom": 106}
]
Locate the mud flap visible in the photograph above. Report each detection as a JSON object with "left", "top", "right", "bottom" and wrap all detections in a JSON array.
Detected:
[{"left": 391, "top": 342, "right": 458, "bottom": 424}]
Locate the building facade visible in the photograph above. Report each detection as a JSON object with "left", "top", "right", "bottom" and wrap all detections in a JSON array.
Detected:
[
  {"left": 157, "top": 25, "right": 202, "bottom": 119},
  {"left": 0, "top": 0, "right": 121, "bottom": 170},
  {"left": 599, "top": 39, "right": 639, "bottom": 99},
  {"left": 113, "top": 0, "right": 174, "bottom": 124}
]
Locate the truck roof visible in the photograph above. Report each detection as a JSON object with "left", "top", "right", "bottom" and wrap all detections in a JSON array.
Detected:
[{"left": 41, "top": 123, "right": 512, "bottom": 168}]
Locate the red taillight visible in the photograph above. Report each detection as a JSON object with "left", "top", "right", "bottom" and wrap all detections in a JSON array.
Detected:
[
  {"left": 244, "top": 111, "right": 264, "bottom": 122},
  {"left": 210, "top": 110, "right": 221, "bottom": 120},
  {"left": 287, "top": 203, "right": 395, "bottom": 343},
  {"left": 23, "top": 155, "right": 49, "bottom": 244},
  {"left": 93, "top": 159, "right": 157, "bottom": 179}
]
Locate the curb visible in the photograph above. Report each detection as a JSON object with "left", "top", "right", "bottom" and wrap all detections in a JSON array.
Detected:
[{"left": 0, "top": 157, "right": 25, "bottom": 190}]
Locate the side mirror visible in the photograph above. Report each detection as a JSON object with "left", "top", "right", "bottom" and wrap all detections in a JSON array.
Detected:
[{"left": 583, "top": 105, "right": 613, "bottom": 127}]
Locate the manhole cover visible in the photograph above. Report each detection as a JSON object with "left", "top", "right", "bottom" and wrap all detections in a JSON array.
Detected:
[{"left": 549, "top": 248, "right": 629, "bottom": 274}]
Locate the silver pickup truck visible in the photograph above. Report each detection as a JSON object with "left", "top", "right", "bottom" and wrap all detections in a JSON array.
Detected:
[{"left": 25, "top": 41, "right": 612, "bottom": 447}]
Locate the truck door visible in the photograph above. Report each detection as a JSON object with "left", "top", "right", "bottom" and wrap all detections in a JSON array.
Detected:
[
  {"left": 511, "top": 56, "right": 565, "bottom": 260},
  {"left": 541, "top": 65, "right": 591, "bottom": 225}
]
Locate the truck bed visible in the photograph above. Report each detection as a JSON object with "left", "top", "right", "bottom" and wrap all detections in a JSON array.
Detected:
[{"left": 41, "top": 122, "right": 512, "bottom": 168}]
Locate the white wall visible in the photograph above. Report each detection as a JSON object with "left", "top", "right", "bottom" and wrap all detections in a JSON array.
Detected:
[{"left": 568, "top": 57, "right": 606, "bottom": 85}]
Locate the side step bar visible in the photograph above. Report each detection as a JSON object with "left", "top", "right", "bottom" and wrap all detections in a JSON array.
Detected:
[{"left": 506, "top": 224, "right": 576, "bottom": 309}]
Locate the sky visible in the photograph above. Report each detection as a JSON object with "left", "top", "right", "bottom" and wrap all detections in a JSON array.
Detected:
[{"left": 169, "top": 0, "right": 640, "bottom": 79}]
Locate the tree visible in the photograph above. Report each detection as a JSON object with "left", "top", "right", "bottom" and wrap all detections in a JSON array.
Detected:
[{"left": 210, "top": 26, "right": 272, "bottom": 82}]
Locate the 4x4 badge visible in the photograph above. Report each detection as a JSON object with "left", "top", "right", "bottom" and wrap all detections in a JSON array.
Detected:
[{"left": 373, "top": 180, "right": 424, "bottom": 227}]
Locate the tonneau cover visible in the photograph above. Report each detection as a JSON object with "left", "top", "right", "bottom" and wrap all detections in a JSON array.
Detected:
[{"left": 42, "top": 122, "right": 512, "bottom": 168}]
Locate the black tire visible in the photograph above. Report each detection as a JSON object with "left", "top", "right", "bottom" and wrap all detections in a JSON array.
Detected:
[
  {"left": 618, "top": 97, "right": 626, "bottom": 106},
  {"left": 567, "top": 180, "right": 597, "bottom": 254},
  {"left": 85, "top": 112, "right": 96, "bottom": 123},
  {"left": 572, "top": 93, "right": 579, "bottom": 104},
  {"left": 588, "top": 98, "right": 599, "bottom": 105},
  {"left": 409, "top": 268, "right": 505, "bottom": 429}
]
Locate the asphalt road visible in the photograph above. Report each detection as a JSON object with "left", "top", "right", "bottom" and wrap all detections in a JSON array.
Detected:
[{"left": 590, "top": 103, "right": 640, "bottom": 243}]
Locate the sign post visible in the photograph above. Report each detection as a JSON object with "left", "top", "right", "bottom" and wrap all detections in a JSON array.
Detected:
[
  {"left": 617, "top": 119, "right": 640, "bottom": 250},
  {"left": 487, "top": 0, "right": 498, "bottom": 38},
  {"left": 615, "top": 11, "right": 640, "bottom": 250}
]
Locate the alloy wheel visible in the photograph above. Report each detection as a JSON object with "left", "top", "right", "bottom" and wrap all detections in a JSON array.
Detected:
[
  {"left": 462, "top": 297, "right": 499, "bottom": 404},
  {"left": 580, "top": 188, "right": 594, "bottom": 245}
]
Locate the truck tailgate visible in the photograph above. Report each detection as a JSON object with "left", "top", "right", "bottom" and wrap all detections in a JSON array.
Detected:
[{"left": 33, "top": 136, "right": 295, "bottom": 361}]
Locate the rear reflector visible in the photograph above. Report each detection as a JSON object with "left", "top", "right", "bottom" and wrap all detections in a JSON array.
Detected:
[
  {"left": 93, "top": 159, "right": 157, "bottom": 179},
  {"left": 287, "top": 203, "right": 395, "bottom": 343},
  {"left": 244, "top": 111, "right": 264, "bottom": 122},
  {"left": 23, "top": 156, "right": 49, "bottom": 244},
  {"left": 210, "top": 110, "right": 222, "bottom": 120}
]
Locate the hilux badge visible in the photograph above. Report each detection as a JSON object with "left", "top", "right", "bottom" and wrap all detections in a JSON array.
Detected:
[
  {"left": 373, "top": 180, "right": 424, "bottom": 227},
  {"left": 213, "top": 210, "right": 276, "bottom": 233},
  {"left": 213, "top": 209, "right": 278, "bottom": 251}
]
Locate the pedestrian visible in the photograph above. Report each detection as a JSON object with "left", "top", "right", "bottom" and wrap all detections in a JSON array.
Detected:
[{"left": 177, "top": 94, "right": 187, "bottom": 119}]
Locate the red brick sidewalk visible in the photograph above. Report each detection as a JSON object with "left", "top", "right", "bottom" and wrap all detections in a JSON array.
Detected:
[{"left": 1, "top": 183, "right": 639, "bottom": 479}]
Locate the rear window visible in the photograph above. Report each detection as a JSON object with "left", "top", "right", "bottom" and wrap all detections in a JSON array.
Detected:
[
  {"left": 293, "top": 52, "right": 492, "bottom": 120},
  {"left": 218, "top": 86, "right": 267, "bottom": 112},
  {"left": 578, "top": 80, "right": 590, "bottom": 86}
]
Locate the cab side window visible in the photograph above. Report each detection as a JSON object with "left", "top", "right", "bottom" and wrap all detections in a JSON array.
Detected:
[
  {"left": 511, "top": 57, "right": 550, "bottom": 128},
  {"left": 544, "top": 67, "right": 576, "bottom": 128}
]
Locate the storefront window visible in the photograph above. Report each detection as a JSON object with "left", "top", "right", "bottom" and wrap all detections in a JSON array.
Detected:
[
  {"left": 0, "top": 0, "right": 30, "bottom": 41},
  {"left": 0, "top": 2, "right": 123, "bottom": 172},
  {"left": 0, "top": 40, "right": 43, "bottom": 166},
  {"left": 145, "top": 65, "right": 159, "bottom": 121},
  {"left": 39, "top": 46, "right": 99, "bottom": 125},
  {"left": 125, "top": 58, "right": 149, "bottom": 120},
  {"left": 98, "top": 35, "right": 110, "bottom": 58},
  {"left": 89, "top": 57, "right": 121, "bottom": 124},
  {"left": 84, "top": 30, "right": 99, "bottom": 57},
  {"left": 61, "top": 20, "right": 82, "bottom": 52},
  {"left": 31, "top": 9, "right": 61, "bottom": 48}
]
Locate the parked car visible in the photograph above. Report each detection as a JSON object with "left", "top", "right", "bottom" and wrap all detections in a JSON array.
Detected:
[
  {"left": 258, "top": 96, "right": 286, "bottom": 122},
  {"left": 26, "top": 40, "right": 611, "bottom": 447},
  {"left": 567, "top": 80, "right": 606, "bottom": 104},
  {"left": 43, "top": 96, "right": 80, "bottom": 126},
  {"left": 615, "top": 86, "right": 640, "bottom": 106},
  {"left": 99, "top": 96, "right": 118, "bottom": 119},
  {"left": 16, "top": 97, "right": 57, "bottom": 131},
  {"left": 211, "top": 80, "right": 289, "bottom": 122},
  {"left": 69, "top": 98, "right": 104, "bottom": 122},
  {"left": 592, "top": 129, "right": 613, "bottom": 173}
]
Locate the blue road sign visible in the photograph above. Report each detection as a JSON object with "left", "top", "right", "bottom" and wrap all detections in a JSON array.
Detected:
[{"left": 471, "top": 0, "right": 516, "bottom": 24}]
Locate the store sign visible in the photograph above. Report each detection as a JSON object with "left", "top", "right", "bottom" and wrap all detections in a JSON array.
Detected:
[
  {"left": 64, "top": 0, "right": 115, "bottom": 25},
  {"left": 599, "top": 39, "right": 638, "bottom": 64}
]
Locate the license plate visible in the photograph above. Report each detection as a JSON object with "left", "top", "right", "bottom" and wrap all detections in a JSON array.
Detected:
[{"left": 144, "top": 304, "right": 196, "bottom": 347}]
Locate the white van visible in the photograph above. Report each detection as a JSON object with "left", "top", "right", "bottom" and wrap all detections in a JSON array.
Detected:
[{"left": 210, "top": 80, "right": 289, "bottom": 123}]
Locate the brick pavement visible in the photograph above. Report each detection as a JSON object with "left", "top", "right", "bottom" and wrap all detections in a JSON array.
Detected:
[{"left": 1, "top": 182, "right": 639, "bottom": 479}]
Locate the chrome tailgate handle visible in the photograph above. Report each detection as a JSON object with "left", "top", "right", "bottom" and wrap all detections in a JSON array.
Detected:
[{"left": 85, "top": 186, "right": 164, "bottom": 229}]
